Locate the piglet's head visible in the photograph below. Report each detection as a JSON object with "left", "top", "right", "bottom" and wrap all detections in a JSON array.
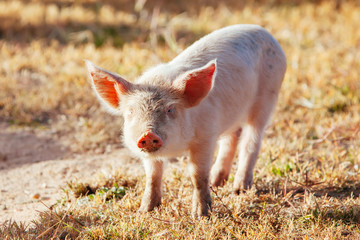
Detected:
[{"left": 85, "top": 60, "right": 217, "bottom": 158}]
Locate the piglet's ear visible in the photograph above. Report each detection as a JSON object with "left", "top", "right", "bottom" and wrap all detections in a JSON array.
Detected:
[
  {"left": 85, "top": 60, "right": 133, "bottom": 112},
  {"left": 173, "top": 59, "right": 217, "bottom": 108}
]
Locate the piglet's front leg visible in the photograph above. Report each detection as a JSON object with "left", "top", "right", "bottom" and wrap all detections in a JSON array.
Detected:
[
  {"left": 188, "top": 141, "right": 215, "bottom": 218},
  {"left": 139, "top": 159, "right": 163, "bottom": 212}
]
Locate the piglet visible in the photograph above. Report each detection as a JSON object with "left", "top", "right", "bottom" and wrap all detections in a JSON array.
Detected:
[{"left": 86, "top": 24, "right": 286, "bottom": 217}]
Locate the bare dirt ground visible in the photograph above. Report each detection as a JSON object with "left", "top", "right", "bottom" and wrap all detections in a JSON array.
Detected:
[{"left": 0, "top": 122, "right": 145, "bottom": 224}]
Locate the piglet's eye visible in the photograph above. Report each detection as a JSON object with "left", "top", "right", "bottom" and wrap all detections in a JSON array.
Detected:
[
  {"left": 127, "top": 108, "right": 134, "bottom": 116},
  {"left": 166, "top": 106, "right": 175, "bottom": 114}
]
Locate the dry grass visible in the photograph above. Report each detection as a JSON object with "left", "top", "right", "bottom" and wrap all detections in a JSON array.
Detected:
[{"left": 1, "top": 0, "right": 360, "bottom": 239}]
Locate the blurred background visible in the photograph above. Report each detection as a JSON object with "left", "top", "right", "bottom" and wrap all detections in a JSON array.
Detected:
[{"left": 0, "top": 0, "right": 359, "bottom": 155}]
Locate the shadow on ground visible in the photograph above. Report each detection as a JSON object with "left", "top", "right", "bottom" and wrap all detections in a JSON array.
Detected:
[
  {"left": 255, "top": 181, "right": 360, "bottom": 200},
  {"left": 0, "top": 127, "right": 69, "bottom": 171},
  {"left": 0, "top": 0, "right": 345, "bottom": 46}
]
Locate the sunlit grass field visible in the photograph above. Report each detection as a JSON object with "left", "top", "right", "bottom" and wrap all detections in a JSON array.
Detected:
[{"left": 1, "top": 0, "right": 360, "bottom": 239}]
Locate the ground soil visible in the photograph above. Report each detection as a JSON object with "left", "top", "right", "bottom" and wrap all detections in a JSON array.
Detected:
[{"left": 0, "top": 122, "right": 145, "bottom": 224}]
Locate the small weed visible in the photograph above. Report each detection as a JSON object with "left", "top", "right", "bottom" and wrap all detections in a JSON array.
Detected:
[
  {"left": 327, "top": 102, "right": 348, "bottom": 113},
  {"left": 93, "top": 185, "right": 127, "bottom": 201}
]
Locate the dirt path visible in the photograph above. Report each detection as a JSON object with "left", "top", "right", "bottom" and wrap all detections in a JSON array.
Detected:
[{"left": 0, "top": 123, "right": 144, "bottom": 224}]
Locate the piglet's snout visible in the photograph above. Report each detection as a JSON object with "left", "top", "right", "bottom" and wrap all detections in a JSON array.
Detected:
[{"left": 137, "top": 131, "right": 163, "bottom": 152}]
